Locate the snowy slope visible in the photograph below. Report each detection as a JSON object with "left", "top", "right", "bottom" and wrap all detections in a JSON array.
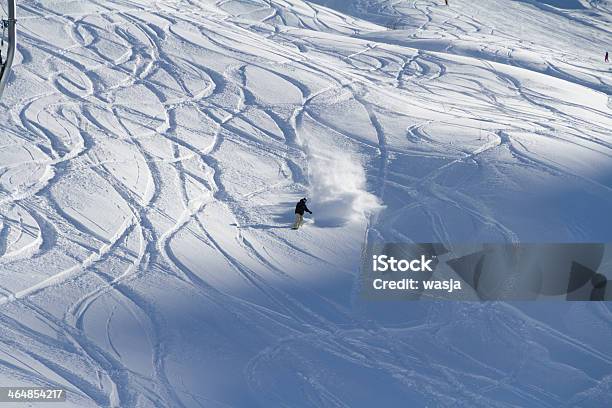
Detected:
[{"left": 0, "top": 0, "right": 611, "bottom": 406}]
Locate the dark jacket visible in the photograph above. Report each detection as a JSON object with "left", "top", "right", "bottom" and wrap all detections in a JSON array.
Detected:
[{"left": 295, "top": 199, "right": 312, "bottom": 215}]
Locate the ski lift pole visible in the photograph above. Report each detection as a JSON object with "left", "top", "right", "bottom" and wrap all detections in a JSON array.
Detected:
[{"left": 0, "top": 0, "right": 16, "bottom": 99}]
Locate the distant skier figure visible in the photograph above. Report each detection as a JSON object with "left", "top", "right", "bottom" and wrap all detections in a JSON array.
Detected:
[
  {"left": 292, "top": 198, "right": 312, "bottom": 230},
  {"left": 444, "top": 0, "right": 448, "bottom": 5},
  {"left": 606, "top": 52, "right": 609, "bottom": 63}
]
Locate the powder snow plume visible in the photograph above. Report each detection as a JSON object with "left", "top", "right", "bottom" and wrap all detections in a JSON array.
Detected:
[{"left": 307, "top": 148, "right": 383, "bottom": 227}]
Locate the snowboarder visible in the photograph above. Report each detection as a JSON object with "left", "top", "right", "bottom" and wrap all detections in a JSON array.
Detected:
[
  {"left": 606, "top": 52, "right": 609, "bottom": 63},
  {"left": 292, "top": 198, "right": 312, "bottom": 230}
]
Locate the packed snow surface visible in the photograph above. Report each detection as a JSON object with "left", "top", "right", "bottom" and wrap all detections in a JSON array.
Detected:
[{"left": 0, "top": 0, "right": 611, "bottom": 406}]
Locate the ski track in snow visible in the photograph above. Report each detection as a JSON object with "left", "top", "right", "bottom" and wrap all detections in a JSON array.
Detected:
[{"left": 0, "top": 0, "right": 611, "bottom": 406}]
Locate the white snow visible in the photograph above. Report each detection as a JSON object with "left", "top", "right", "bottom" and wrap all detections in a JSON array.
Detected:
[{"left": 0, "top": 0, "right": 611, "bottom": 406}]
